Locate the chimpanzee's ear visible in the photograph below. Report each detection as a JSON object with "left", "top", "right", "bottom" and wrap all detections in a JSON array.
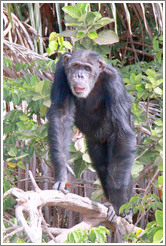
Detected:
[
  {"left": 98, "top": 60, "right": 106, "bottom": 72},
  {"left": 63, "top": 53, "right": 72, "bottom": 66}
]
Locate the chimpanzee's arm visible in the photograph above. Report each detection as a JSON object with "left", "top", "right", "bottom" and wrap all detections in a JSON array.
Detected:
[
  {"left": 102, "top": 66, "right": 136, "bottom": 217},
  {"left": 102, "top": 65, "right": 135, "bottom": 135},
  {"left": 47, "top": 56, "right": 75, "bottom": 190}
]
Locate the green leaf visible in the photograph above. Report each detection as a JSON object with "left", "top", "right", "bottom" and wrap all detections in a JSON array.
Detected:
[
  {"left": 135, "top": 73, "right": 142, "bottom": 83},
  {"left": 35, "top": 81, "right": 44, "bottom": 93},
  {"left": 97, "top": 45, "right": 110, "bottom": 55},
  {"left": 129, "top": 195, "right": 140, "bottom": 204},
  {"left": 49, "top": 32, "right": 58, "bottom": 41},
  {"left": 119, "top": 203, "right": 128, "bottom": 215},
  {"left": 76, "top": 31, "right": 86, "bottom": 38},
  {"left": 88, "top": 31, "right": 98, "bottom": 39},
  {"left": 61, "top": 30, "right": 77, "bottom": 38},
  {"left": 91, "top": 189, "right": 104, "bottom": 202},
  {"left": 30, "top": 75, "right": 38, "bottom": 85},
  {"left": 85, "top": 12, "right": 101, "bottom": 25},
  {"left": 15, "top": 63, "right": 23, "bottom": 72},
  {"left": 89, "top": 229, "right": 97, "bottom": 243},
  {"left": 8, "top": 147, "right": 17, "bottom": 157},
  {"left": 146, "top": 68, "right": 157, "bottom": 77},
  {"left": 85, "top": 12, "right": 96, "bottom": 25},
  {"left": 153, "top": 229, "right": 163, "bottom": 243},
  {"left": 93, "top": 11, "right": 102, "bottom": 19},
  {"left": 32, "top": 95, "right": 44, "bottom": 101},
  {"left": 131, "top": 161, "right": 144, "bottom": 178},
  {"left": 154, "top": 87, "right": 163, "bottom": 95},
  {"left": 49, "top": 40, "right": 58, "bottom": 52},
  {"left": 3, "top": 86, "right": 9, "bottom": 101},
  {"left": 133, "top": 207, "right": 139, "bottom": 214},
  {"left": 98, "top": 226, "right": 110, "bottom": 236},
  {"left": 97, "top": 17, "right": 114, "bottom": 26},
  {"left": 153, "top": 37, "right": 159, "bottom": 52},
  {"left": 17, "top": 161, "right": 26, "bottom": 170},
  {"left": 39, "top": 105, "right": 47, "bottom": 117},
  {"left": 89, "top": 227, "right": 106, "bottom": 243},
  {"left": 43, "top": 100, "right": 51, "bottom": 107},
  {"left": 80, "top": 38, "right": 93, "bottom": 50},
  {"left": 73, "top": 158, "right": 87, "bottom": 178},
  {"left": 12, "top": 93, "right": 19, "bottom": 106},
  {"left": 58, "top": 36, "right": 64, "bottom": 46},
  {"left": 15, "top": 154, "right": 29, "bottom": 161},
  {"left": 158, "top": 163, "right": 163, "bottom": 171},
  {"left": 17, "top": 121, "right": 27, "bottom": 131},
  {"left": 76, "top": 3, "right": 87, "bottom": 14},
  {"left": 155, "top": 119, "right": 163, "bottom": 126},
  {"left": 82, "top": 153, "right": 92, "bottom": 163},
  {"left": 72, "top": 231, "right": 80, "bottom": 243},
  {"left": 63, "top": 41, "right": 72, "bottom": 50},
  {"left": 136, "top": 84, "right": 144, "bottom": 92},
  {"left": 16, "top": 239, "right": 25, "bottom": 243},
  {"left": 158, "top": 176, "right": 163, "bottom": 186},
  {"left": 145, "top": 83, "right": 153, "bottom": 89},
  {"left": 4, "top": 57, "right": 12, "bottom": 69},
  {"left": 89, "top": 24, "right": 103, "bottom": 32},
  {"left": 62, "top": 6, "right": 81, "bottom": 18},
  {"left": 155, "top": 210, "right": 163, "bottom": 227},
  {"left": 156, "top": 50, "right": 162, "bottom": 63},
  {"left": 67, "top": 232, "right": 75, "bottom": 243},
  {"left": 46, "top": 47, "right": 51, "bottom": 56},
  {"left": 94, "top": 30, "right": 119, "bottom": 45}
]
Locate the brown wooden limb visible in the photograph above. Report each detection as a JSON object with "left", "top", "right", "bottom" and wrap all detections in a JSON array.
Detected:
[
  {"left": 3, "top": 171, "right": 144, "bottom": 243},
  {"left": 135, "top": 125, "right": 151, "bottom": 136}
]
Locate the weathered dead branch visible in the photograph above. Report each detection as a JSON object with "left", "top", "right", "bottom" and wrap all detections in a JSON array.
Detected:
[
  {"left": 3, "top": 171, "right": 144, "bottom": 243},
  {"left": 3, "top": 40, "right": 54, "bottom": 81}
]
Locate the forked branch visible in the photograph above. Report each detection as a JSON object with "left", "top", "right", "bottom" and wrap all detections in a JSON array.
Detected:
[{"left": 3, "top": 171, "right": 144, "bottom": 243}]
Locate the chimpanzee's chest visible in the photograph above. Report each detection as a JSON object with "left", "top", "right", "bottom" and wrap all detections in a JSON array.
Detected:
[{"left": 74, "top": 99, "right": 111, "bottom": 141}]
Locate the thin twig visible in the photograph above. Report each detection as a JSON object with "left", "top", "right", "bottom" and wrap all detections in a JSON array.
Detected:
[{"left": 28, "top": 170, "right": 41, "bottom": 191}]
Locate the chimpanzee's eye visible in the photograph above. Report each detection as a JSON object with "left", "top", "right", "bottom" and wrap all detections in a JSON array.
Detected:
[
  {"left": 84, "top": 66, "right": 91, "bottom": 72},
  {"left": 73, "top": 64, "right": 79, "bottom": 68}
]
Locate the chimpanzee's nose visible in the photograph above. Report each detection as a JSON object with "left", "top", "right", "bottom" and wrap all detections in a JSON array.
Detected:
[
  {"left": 78, "top": 74, "right": 83, "bottom": 78},
  {"left": 78, "top": 72, "right": 84, "bottom": 79}
]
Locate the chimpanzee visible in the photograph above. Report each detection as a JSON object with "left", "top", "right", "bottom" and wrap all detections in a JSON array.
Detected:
[{"left": 47, "top": 50, "right": 136, "bottom": 220}]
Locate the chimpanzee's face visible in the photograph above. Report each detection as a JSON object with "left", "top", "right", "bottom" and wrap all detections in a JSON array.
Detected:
[{"left": 63, "top": 51, "right": 106, "bottom": 98}]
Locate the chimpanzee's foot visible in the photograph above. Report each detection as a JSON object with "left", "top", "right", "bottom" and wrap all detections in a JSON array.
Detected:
[
  {"left": 107, "top": 205, "right": 133, "bottom": 223},
  {"left": 52, "top": 181, "right": 69, "bottom": 194},
  {"left": 121, "top": 208, "right": 133, "bottom": 223}
]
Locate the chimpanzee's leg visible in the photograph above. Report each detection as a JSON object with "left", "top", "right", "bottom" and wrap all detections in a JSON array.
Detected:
[
  {"left": 106, "top": 133, "right": 135, "bottom": 215},
  {"left": 86, "top": 140, "right": 109, "bottom": 198},
  {"left": 87, "top": 132, "right": 135, "bottom": 221},
  {"left": 87, "top": 139, "right": 117, "bottom": 221}
]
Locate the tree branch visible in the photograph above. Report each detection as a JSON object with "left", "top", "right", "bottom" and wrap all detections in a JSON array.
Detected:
[{"left": 3, "top": 171, "right": 144, "bottom": 243}]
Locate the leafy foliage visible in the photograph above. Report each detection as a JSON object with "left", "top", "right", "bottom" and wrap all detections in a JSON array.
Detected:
[
  {"left": 47, "top": 3, "right": 118, "bottom": 57},
  {"left": 3, "top": 2, "right": 163, "bottom": 244},
  {"left": 47, "top": 32, "right": 72, "bottom": 56},
  {"left": 65, "top": 226, "right": 110, "bottom": 243},
  {"left": 124, "top": 210, "right": 163, "bottom": 243},
  {"left": 3, "top": 58, "right": 54, "bottom": 202}
]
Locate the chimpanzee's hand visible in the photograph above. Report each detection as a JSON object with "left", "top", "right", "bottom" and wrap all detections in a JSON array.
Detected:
[
  {"left": 107, "top": 205, "right": 133, "bottom": 223},
  {"left": 107, "top": 205, "right": 117, "bottom": 222}
]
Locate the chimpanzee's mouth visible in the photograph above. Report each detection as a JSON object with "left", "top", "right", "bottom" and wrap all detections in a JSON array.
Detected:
[{"left": 74, "top": 87, "right": 85, "bottom": 93}]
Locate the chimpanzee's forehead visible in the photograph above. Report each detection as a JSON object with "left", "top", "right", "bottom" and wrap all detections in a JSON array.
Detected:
[{"left": 71, "top": 50, "right": 101, "bottom": 64}]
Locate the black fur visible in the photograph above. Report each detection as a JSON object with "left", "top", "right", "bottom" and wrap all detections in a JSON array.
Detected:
[{"left": 47, "top": 50, "right": 136, "bottom": 214}]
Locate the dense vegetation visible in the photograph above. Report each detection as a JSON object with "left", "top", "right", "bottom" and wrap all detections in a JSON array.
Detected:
[{"left": 3, "top": 3, "right": 163, "bottom": 243}]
